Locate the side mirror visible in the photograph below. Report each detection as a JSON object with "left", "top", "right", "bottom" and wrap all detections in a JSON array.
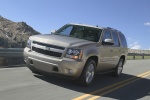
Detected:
[
  {"left": 102, "top": 39, "right": 114, "bottom": 45},
  {"left": 51, "top": 30, "right": 56, "bottom": 34}
]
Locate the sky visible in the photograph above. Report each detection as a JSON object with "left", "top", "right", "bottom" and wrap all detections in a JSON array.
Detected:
[{"left": 0, "top": 0, "right": 150, "bottom": 50}]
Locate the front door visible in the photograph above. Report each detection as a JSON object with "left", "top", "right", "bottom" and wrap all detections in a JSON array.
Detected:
[{"left": 97, "top": 30, "right": 114, "bottom": 72}]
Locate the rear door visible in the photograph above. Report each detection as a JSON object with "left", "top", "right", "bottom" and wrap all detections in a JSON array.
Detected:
[{"left": 111, "top": 31, "right": 121, "bottom": 67}]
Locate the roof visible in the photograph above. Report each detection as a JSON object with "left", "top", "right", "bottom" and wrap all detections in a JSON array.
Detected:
[
  {"left": 66, "top": 23, "right": 123, "bottom": 33},
  {"left": 67, "top": 23, "right": 105, "bottom": 29}
]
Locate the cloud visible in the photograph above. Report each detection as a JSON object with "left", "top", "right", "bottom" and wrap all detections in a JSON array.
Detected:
[
  {"left": 144, "top": 22, "right": 150, "bottom": 26},
  {"left": 127, "top": 37, "right": 131, "bottom": 41},
  {"left": 129, "top": 42, "right": 141, "bottom": 49}
]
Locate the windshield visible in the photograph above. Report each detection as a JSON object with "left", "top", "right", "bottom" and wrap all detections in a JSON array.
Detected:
[{"left": 55, "top": 25, "right": 102, "bottom": 42}]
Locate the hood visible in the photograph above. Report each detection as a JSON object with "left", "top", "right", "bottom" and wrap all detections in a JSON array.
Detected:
[{"left": 30, "top": 34, "right": 94, "bottom": 48}]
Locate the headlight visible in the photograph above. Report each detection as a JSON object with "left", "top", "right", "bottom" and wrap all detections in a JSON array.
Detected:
[
  {"left": 27, "top": 39, "right": 31, "bottom": 49},
  {"left": 65, "top": 48, "right": 83, "bottom": 59}
]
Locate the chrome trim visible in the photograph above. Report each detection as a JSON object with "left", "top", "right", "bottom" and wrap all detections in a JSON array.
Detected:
[{"left": 32, "top": 43, "right": 65, "bottom": 53}]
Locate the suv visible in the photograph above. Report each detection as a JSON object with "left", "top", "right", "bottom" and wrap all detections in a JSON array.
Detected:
[{"left": 24, "top": 23, "right": 128, "bottom": 86}]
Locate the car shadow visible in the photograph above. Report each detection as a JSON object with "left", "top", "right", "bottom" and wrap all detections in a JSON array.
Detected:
[{"left": 34, "top": 73, "right": 150, "bottom": 100}]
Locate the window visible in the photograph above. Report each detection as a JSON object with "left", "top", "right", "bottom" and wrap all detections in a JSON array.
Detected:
[
  {"left": 72, "top": 26, "right": 101, "bottom": 42},
  {"left": 119, "top": 33, "right": 127, "bottom": 47},
  {"left": 58, "top": 26, "right": 73, "bottom": 36},
  {"left": 56, "top": 25, "right": 102, "bottom": 42},
  {"left": 72, "top": 26, "right": 85, "bottom": 39},
  {"left": 112, "top": 32, "right": 120, "bottom": 46},
  {"left": 102, "top": 30, "right": 112, "bottom": 41}
]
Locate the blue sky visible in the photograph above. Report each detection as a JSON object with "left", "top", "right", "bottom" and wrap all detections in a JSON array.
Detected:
[{"left": 0, "top": 0, "right": 150, "bottom": 50}]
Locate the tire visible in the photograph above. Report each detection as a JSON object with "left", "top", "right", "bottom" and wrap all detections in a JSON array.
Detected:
[
  {"left": 113, "top": 58, "right": 124, "bottom": 77},
  {"left": 79, "top": 59, "right": 96, "bottom": 87}
]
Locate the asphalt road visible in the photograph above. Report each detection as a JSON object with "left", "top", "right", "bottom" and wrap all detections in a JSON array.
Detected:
[{"left": 0, "top": 60, "right": 150, "bottom": 100}]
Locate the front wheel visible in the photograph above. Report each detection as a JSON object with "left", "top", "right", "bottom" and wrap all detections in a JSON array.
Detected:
[
  {"left": 79, "top": 59, "right": 96, "bottom": 87},
  {"left": 113, "top": 58, "right": 124, "bottom": 77}
]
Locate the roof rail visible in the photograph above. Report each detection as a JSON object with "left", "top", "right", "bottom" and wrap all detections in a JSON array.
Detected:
[
  {"left": 107, "top": 27, "right": 116, "bottom": 30},
  {"left": 107, "top": 27, "right": 121, "bottom": 33}
]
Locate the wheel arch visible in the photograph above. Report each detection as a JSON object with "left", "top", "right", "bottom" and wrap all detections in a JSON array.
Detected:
[
  {"left": 120, "top": 55, "right": 126, "bottom": 65},
  {"left": 86, "top": 56, "right": 98, "bottom": 68}
]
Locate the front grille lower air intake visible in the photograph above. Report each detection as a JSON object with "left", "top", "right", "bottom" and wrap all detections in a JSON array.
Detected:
[{"left": 32, "top": 41, "right": 65, "bottom": 57}]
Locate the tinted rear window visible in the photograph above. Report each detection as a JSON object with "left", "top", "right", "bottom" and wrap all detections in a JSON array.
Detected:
[
  {"left": 112, "top": 32, "right": 120, "bottom": 46},
  {"left": 119, "top": 33, "right": 127, "bottom": 47}
]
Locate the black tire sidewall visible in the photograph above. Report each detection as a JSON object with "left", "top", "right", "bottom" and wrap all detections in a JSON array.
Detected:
[
  {"left": 115, "top": 58, "right": 124, "bottom": 77},
  {"left": 79, "top": 59, "right": 96, "bottom": 86}
]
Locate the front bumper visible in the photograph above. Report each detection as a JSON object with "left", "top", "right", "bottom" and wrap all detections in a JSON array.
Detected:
[{"left": 24, "top": 47, "right": 86, "bottom": 78}]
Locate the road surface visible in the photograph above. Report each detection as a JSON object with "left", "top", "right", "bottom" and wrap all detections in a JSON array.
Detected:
[{"left": 0, "top": 60, "right": 150, "bottom": 100}]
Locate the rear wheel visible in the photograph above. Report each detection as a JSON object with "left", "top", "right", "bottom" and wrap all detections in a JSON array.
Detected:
[
  {"left": 79, "top": 59, "right": 96, "bottom": 87},
  {"left": 113, "top": 58, "right": 124, "bottom": 77}
]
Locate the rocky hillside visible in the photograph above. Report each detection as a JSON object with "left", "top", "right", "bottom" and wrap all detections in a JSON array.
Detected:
[{"left": 0, "top": 15, "right": 41, "bottom": 48}]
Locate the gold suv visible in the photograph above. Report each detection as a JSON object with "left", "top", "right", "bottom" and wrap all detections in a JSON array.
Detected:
[{"left": 24, "top": 23, "right": 128, "bottom": 86}]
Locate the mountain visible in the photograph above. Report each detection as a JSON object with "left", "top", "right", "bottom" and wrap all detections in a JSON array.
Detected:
[{"left": 0, "top": 15, "right": 41, "bottom": 48}]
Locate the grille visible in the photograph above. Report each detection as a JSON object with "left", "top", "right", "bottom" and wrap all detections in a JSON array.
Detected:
[
  {"left": 32, "top": 41, "right": 65, "bottom": 50},
  {"left": 32, "top": 46, "right": 62, "bottom": 57}
]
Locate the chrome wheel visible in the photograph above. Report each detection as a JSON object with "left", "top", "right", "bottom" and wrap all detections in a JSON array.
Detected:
[
  {"left": 79, "top": 59, "right": 96, "bottom": 86},
  {"left": 112, "top": 58, "right": 124, "bottom": 77},
  {"left": 86, "top": 63, "right": 95, "bottom": 84}
]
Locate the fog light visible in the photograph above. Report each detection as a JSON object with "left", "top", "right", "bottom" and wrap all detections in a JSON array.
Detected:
[
  {"left": 68, "top": 69, "right": 73, "bottom": 74},
  {"left": 53, "top": 66, "right": 59, "bottom": 72},
  {"left": 29, "top": 60, "right": 33, "bottom": 64}
]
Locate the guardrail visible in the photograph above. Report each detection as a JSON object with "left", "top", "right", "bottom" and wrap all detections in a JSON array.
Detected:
[
  {"left": 0, "top": 48, "right": 23, "bottom": 57},
  {"left": 0, "top": 48, "right": 24, "bottom": 67},
  {"left": 128, "top": 53, "right": 150, "bottom": 59},
  {"left": 0, "top": 48, "right": 150, "bottom": 58},
  {"left": 0, "top": 48, "right": 150, "bottom": 67}
]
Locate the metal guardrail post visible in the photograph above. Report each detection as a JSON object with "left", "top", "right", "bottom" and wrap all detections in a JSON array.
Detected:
[
  {"left": 142, "top": 54, "right": 144, "bottom": 59},
  {"left": 133, "top": 55, "right": 135, "bottom": 59}
]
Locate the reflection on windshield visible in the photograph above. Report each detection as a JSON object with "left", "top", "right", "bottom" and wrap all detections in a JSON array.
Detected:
[{"left": 55, "top": 25, "right": 102, "bottom": 42}]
